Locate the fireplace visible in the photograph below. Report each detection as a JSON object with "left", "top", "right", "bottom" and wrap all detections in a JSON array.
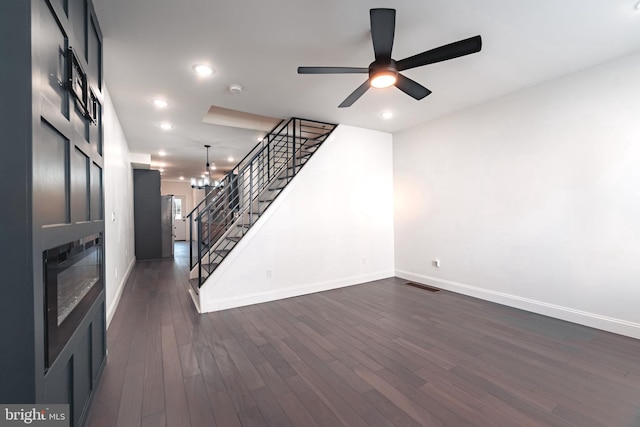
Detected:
[{"left": 44, "top": 233, "right": 103, "bottom": 368}]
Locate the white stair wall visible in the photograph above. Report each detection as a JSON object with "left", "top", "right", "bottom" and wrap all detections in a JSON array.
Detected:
[{"left": 198, "top": 125, "right": 394, "bottom": 313}]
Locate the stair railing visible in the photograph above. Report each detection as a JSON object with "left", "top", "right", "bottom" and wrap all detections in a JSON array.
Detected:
[{"left": 187, "top": 117, "right": 337, "bottom": 289}]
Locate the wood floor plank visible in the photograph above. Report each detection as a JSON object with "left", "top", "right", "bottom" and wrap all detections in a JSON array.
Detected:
[
  {"left": 284, "top": 374, "right": 343, "bottom": 426},
  {"left": 273, "top": 392, "right": 318, "bottom": 427},
  {"left": 250, "top": 386, "right": 293, "bottom": 427},
  {"left": 183, "top": 375, "right": 216, "bottom": 427},
  {"left": 207, "top": 390, "right": 242, "bottom": 427},
  {"left": 86, "top": 398, "right": 119, "bottom": 427},
  {"left": 221, "top": 337, "right": 266, "bottom": 390},
  {"left": 213, "top": 351, "right": 259, "bottom": 414},
  {"left": 177, "top": 343, "right": 201, "bottom": 378},
  {"left": 257, "top": 343, "right": 296, "bottom": 379},
  {"left": 354, "top": 364, "right": 445, "bottom": 426},
  {"left": 140, "top": 412, "right": 165, "bottom": 427},
  {"left": 85, "top": 245, "right": 640, "bottom": 427},
  {"left": 160, "top": 324, "right": 192, "bottom": 427},
  {"left": 361, "top": 388, "right": 426, "bottom": 427},
  {"left": 141, "top": 333, "right": 164, "bottom": 418},
  {"left": 115, "top": 362, "right": 145, "bottom": 427}
]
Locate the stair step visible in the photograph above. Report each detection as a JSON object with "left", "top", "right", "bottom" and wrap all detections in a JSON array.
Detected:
[
  {"left": 214, "top": 249, "right": 230, "bottom": 255},
  {"left": 201, "top": 263, "right": 219, "bottom": 272},
  {"left": 189, "top": 278, "right": 200, "bottom": 294},
  {"left": 269, "top": 186, "right": 285, "bottom": 191},
  {"left": 236, "top": 224, "right": 251, "bottom": 228},
  {"left": 304, "top": 141, "right": 322, "bottom": 149},
  {"left": 225, "top": 236, "right": 241, "bottom": 242},
  {"left": 300, "top": 145, "right": 320, "bottom": 153},
  {"left": 259, "top": 198, "right": 274, "bottom": 203}
]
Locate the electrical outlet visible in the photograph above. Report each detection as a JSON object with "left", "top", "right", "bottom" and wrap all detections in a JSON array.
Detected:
[
  {"left": 433, "top": 259, "right": 441, "bottom": 268},
  {"left": 266, "top": 268, "right": 272, "bottom": 278}
]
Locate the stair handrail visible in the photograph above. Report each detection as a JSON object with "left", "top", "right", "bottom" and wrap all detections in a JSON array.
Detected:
[
  {"left": 188, "top": 117, "right": 337, "bottom": 277},
  {"left": 186, "top": 118, "right": 286, "bottom": 219},
  {"left": 192, "top": 119, "right": 294, "bottom": 222}
]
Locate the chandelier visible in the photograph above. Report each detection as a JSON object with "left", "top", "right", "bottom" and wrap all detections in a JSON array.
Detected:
[{"left": 191, "top": 144, "right": 212, "bottom": 189}]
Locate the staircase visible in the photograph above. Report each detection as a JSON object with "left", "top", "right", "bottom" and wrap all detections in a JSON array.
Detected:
[{"left": 186, "top": 117, "right": 337, "bottom": 293}]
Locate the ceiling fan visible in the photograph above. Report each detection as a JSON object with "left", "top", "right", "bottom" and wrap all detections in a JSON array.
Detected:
[{"left": 297, "top": 8, "right": 482, "bottom": 108}]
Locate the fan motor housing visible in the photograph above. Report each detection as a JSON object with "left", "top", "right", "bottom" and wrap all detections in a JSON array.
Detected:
[{"left": 369, "top": 59, "right": 398, "bottom": 78}]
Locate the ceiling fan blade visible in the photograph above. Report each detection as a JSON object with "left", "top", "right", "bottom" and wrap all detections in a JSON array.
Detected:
[
  {"left": 395, "top": 74, "right": 431, "bottom": 100},
  {"left": 370, "top": 8, "right": 396, "bottom": 61},
  {"left": 338, "top": 80, "right": 370, "bottom": 108},
  {"left": 396, "top": 35, "right": 482, "bottom": 71},
  {"left": 298, "top": 66, "right": 368, "bottom": 74}
]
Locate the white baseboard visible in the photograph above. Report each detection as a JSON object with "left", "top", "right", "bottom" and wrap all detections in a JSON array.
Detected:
[
  {"left": 106, "top": 257, "right": 136, "bottom": 327},
  {"left": 200, "top": 270, "right": 394, "bottom": 313},
  {"left": 188, "top": 287, "right": 201, "bottom": 314},
  {"left": 395, "top": 269, "right": 640, "bottom": 340}
]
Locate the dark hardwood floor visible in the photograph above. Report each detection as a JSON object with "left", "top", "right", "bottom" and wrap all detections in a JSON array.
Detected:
[{"left": 86, "top": 242, "right": 640, "bottom": 426}]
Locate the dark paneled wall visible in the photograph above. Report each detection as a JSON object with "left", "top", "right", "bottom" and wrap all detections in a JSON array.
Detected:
[
  {"left": 0, "top": 0, "right": 106, "bottom": 424},
  {"left": 0, "top": 0, "right": 36, "bottom": 403},
  {"left": 134, "top": 170, "right": 163, "bottom": 260}
]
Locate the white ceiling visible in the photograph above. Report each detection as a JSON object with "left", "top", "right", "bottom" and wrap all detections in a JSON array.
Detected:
[{"left": 92, "top": 0, "right": 640, "bottom": 182}]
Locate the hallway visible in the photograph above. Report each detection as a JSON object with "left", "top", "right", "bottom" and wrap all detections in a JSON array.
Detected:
[{"left": 86, "top": 247, "right": 640, "bottom": 426}]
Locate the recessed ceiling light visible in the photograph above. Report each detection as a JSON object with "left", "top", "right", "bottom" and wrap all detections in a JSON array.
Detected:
[
  {"left": 159, "top": 169, "right": 164, "bottom": 173},
  {"left": 257, "top": 137, "right": 263, "bottom": 142},
  {"left": 179, "top": 176, "right": 184, "bottom": 180},
  {"left": 201, "top": 174, "right": 206, "bottom": 178},
  {"left": 210, "top": 165, "right": 216, "bottom": 170},
  {"left": 381, "top": 111, "right": 393, "bottom": 120},
  {"left": 193, "top": 64, "right": 213, "bottom": 76},
  {"left": 227, "top": 156, "right": 234, "bottom": 162},
  {"left": 153, "top": 99, "right": 168, "bottom": 108},
  {"left": 158, "top": 150, "right": 167, "bottom": 156},
  {"left": 159, "top": 122, "right": 173, "bottom": 130}
]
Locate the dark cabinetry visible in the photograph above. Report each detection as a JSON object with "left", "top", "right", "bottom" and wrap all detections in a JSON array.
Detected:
[
  {"left": 133, "top": 169, "right": 163, "bottom": 260},
  {"left": 0, "top": 1, "right": 105, "bottom": 425}
]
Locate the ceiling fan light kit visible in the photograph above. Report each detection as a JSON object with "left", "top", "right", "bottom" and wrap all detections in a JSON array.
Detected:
[
  {"left": 297, "top": 8, "right": 482, "bottom": 108},
  {"left": 370, "top": 62, "right": 398, "bottom": 88}
]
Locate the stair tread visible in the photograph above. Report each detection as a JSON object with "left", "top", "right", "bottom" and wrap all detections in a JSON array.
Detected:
[
  {"left": 201, "top": 262, "right": 219, "bottom": 270},
  {"left": 187, "top": 120, "right": 337, "bottom": 290},
  {"left": 188, "top": 278, "right": 200, "bottom": 294}
]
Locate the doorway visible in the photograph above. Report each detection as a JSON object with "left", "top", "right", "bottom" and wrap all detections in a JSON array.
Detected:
[{"left": 173, "top": 195, "right": 187, "bottom": 241}]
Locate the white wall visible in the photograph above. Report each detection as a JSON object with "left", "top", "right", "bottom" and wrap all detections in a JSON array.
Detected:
[
  {"left": 161, "top": 180, "right": 194, "bottom": 240},
  {"left": 103, "top": 87, "right": 136, "bottom": 326},
  {"left": 199, "top": 125, "right": 395, "bottom": 312},
  {"left": 161, "top": 180, "right": 194, "bottom": 213},
  {"left": 394, "top": 53, "right": 640, "bottom": 339}
]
